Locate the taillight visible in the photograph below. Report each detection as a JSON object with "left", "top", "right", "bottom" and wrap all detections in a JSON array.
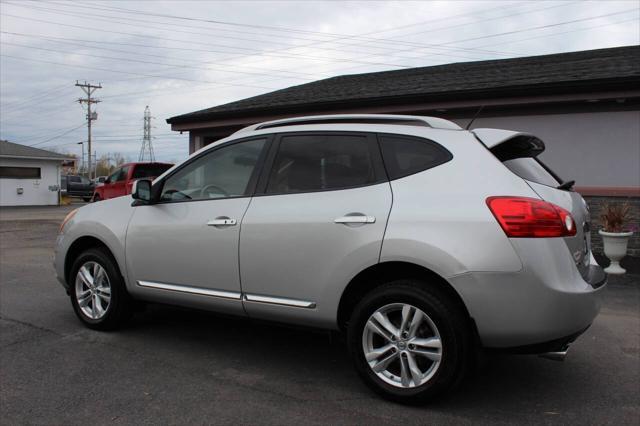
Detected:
[{"left": 486, "top": 196, "right": 576, "bottom": 238}]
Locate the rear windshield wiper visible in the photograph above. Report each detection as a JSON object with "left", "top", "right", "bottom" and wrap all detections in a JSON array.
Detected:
[{"left": 557, "top": 180, "right": 575, "bottom": 191}]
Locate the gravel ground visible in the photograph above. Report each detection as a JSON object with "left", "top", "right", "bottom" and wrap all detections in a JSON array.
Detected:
[{"left": 1, "top": 206, "right": 638, "bottom": 425}]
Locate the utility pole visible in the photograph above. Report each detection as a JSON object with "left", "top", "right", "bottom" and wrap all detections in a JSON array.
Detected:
[
  {"left": 138, "top": 105, "right": 155, "bottom": 162},
  {"left": 75, "top": 81, "right": 101, "bottom": 180}
]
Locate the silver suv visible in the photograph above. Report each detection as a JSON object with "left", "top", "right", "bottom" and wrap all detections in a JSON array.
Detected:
[{"left": 54, "top": 115, "right": 606, "bottom": 403}]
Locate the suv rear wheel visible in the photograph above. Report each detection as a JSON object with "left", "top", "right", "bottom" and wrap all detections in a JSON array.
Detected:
[
  {"left": 69, "top": 247, "right": 133, "bottom": 330},
  {"left": 347, "top": 280, "right": 471, "bottom": 404}
]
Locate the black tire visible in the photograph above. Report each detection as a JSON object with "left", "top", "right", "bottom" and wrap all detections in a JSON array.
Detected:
[
  {"left": 347, "top": 280, "right": 472, "bottom": 404},
  {"left": 92, "top": 194, "right": 101, "bottom": 202},
  {"left": 69, "top": 247, "right": 134, "bottom": 330},
  {"left": 82, "top": 197, "right": 92, "bottom": 202}
]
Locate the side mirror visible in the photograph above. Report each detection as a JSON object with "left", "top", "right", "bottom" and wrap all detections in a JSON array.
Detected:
[
  {"left": 132, "top": 179, "right": 152, "bottom": 204},
  {"left": 104, "top": 178, "right": 111, "bottom": 184}
]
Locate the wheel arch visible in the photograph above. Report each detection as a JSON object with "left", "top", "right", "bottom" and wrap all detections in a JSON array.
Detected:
[
  {"left": 337, "top": 261, "right": 475, "bottom": 333},
  {"left": 64, "top": 236, "right": 119, "bottom": 284}
]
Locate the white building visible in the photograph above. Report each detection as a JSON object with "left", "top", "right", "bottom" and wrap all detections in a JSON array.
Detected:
[{"left": 0, "top": 140, "right": 71, "bottom": 206}]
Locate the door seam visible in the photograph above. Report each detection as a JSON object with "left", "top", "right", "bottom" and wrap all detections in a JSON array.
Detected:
[{"left": 237, "top": 196, "right": 254, "bottom": 315}]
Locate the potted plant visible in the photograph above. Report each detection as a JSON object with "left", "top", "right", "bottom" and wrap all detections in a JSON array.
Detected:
[{"left": 598, "top": 202, "right": 633, "bottom": 275}]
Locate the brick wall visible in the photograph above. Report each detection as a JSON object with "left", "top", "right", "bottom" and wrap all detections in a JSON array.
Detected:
[{"left": 584, "top": 196, "right": 640, "bottom": 258}]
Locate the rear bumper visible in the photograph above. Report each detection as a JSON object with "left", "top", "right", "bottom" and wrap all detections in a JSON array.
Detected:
[
  {"left": 449, "top": 239, "right": 606, "bottom": 349},
  {"left": 490, "top": 326, "right": 590, "bottom": 354}
]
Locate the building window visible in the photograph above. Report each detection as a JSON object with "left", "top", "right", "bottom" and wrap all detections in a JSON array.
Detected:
[{"left": 0, "top": 166, "right": 42, "bottom": 179}]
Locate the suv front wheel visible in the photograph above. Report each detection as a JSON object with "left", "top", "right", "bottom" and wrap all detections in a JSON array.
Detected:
[
  {"left": 69, "top": 248, "right": 133, "bottom": 330},
  {"left": 347, "top": 280, "right": 472, "bottom": 404}
]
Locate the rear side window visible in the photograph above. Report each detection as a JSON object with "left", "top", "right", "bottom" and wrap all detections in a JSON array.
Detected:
[
  {"left": 502, "top": 158, "right": 560, "bottom": 187},
  {"left": 490, "top": 136, "right": 561, "bottom": 187},
  {"left": 379, "top": 134, "right": 452, "bottom": 180},
  {"left": 266, "top": 134, "right": 381, "bottom": 194}
]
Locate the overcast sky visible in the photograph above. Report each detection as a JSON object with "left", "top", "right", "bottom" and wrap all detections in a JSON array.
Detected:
[{"left": 1, "top": 0, "right": 638, "bottom": 163}]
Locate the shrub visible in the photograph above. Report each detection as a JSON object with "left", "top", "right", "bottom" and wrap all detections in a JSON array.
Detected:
[{"left": 600, "top": 202, "right": 631, "bottom": 233}]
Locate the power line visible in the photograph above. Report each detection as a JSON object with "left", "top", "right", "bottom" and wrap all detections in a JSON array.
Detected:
[
  {"left": 0, "top": 6, "right": 553, "bottom": 99},
  {"left": 27, "top": 123, "right": 86, "bottom": 147},
  {"left": 10, "top": 0, "right": 513, "bottom": 61},
  {"left": 0, "top": 31, "right": 334, "bottom": 84},
  {"left": 0, "top": 12, "right": 414, "bottom": 69},
  {"left": 4, "top": 0, "right": 540, "bottom": 69},
  {"left": 0, "top": 54, "right": 280, "bottom": 90},
  {"left": 0, "top": 40, "right": 318, "bottom": 82},
  {"left": 1, "top": 82, "right": 70, "bottom": 109},
  {"left": 66, "top": 0, "right": 578, "bottom": 67},
  {"left": 443, "top": 8, "right": 639, "bottom": 46},
  {"left": 3, "top": 3, "right": 584, "bottom": 95},
  {"left": 0, "top": 88, "right": 76, "bottom": 118},
  {"left": 309, "top": 7, "right": 639, "bottom": 77},
  {"left": 1, "top": 122, "right": 87, "bottom": 143},
  {"left": 471, "top": 16, "right": 640, "bottom": 49}
]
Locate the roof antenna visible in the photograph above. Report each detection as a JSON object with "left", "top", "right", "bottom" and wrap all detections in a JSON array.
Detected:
[{"left": 465, "top": 105, "right": 484, "bottom": 130}]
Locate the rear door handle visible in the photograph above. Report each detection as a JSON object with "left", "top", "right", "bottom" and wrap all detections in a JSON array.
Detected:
[
  {"left": 207, "top": 217, "right": 237, "bottom": 226},
  {"left": 334, "top": 215, "right": 376, "bottom": 224}
]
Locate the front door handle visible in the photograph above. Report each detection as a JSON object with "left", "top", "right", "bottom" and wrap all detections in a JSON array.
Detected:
[
  {"left": 207, "top": 217, "right": 237, "bottom": 226},
  {"left": 334, "top": 215, "right": 376, "bottom": 224}
]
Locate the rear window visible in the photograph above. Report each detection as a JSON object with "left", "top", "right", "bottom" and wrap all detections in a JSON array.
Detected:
[
  {"left": 132, "top": 164, "right": 172, "bottom": 179},
  {"left": 379, "top": 134, "right": 452, "bottom": 180}
]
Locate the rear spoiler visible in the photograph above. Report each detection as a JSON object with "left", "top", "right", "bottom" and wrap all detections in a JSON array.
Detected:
[{"left": 472, "top": 128, "right": 545, "bottom": 161}]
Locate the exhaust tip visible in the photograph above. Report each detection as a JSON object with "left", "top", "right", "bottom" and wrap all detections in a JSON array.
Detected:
[{"left": 539, "top": 346, "right": 569, "bottom": 362}]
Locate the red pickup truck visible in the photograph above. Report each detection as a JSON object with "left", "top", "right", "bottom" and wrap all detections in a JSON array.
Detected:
[{"left": 92, "top": 162, "right": 173, "bottom": 202}]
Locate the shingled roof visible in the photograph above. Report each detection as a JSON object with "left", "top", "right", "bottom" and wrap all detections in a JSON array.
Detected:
[
  {"left": 167, "top": 45, "right": 640, "bottom": 125},
  {"left": 0, "top": 140, "right": 71, "bottom": 160}
]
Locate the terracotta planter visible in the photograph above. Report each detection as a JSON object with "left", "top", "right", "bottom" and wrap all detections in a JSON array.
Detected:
[{"left": 599, "top": 230, "right": 634, "bottom": 275}]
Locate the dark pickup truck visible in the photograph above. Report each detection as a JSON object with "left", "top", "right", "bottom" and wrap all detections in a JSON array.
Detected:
[{"left": 61, "top": 175, "right": 95, "bottom": 201}]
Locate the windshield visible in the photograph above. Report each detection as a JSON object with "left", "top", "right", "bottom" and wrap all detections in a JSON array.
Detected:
[{"left": 132, "top": 164, "right": 172, "bottom": 179}]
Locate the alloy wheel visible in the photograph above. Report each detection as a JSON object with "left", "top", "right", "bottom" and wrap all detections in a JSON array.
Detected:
[
  {"left": 362, "top": 303, "right": 442, "bottom": 388},
  {"left": 75, "top": 261, "right": 111, "bottom": 320}
]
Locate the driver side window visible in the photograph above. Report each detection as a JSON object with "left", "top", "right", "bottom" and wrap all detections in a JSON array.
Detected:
[{"left": 160, "top": 138, "right": 266, "bottom": 202}]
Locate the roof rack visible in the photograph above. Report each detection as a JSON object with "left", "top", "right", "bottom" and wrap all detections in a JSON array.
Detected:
[{"left": 234, "top": 114, "right": 462, "bottom": 135}]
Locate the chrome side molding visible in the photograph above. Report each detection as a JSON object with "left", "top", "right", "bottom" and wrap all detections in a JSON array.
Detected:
[
  {"left": 136, "top": 281, "right": 316, "bottom": 309},
  {"left": 136, "top": 281, "right": 242, "bottom": 300},
  {"left": 243, "top": 293, "right": 316, "bottom": 309}
]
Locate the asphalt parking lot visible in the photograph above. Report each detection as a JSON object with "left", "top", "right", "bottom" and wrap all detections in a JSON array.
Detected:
[{"left": 1, "top": 206, "right": 638, "bottom": 425}]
